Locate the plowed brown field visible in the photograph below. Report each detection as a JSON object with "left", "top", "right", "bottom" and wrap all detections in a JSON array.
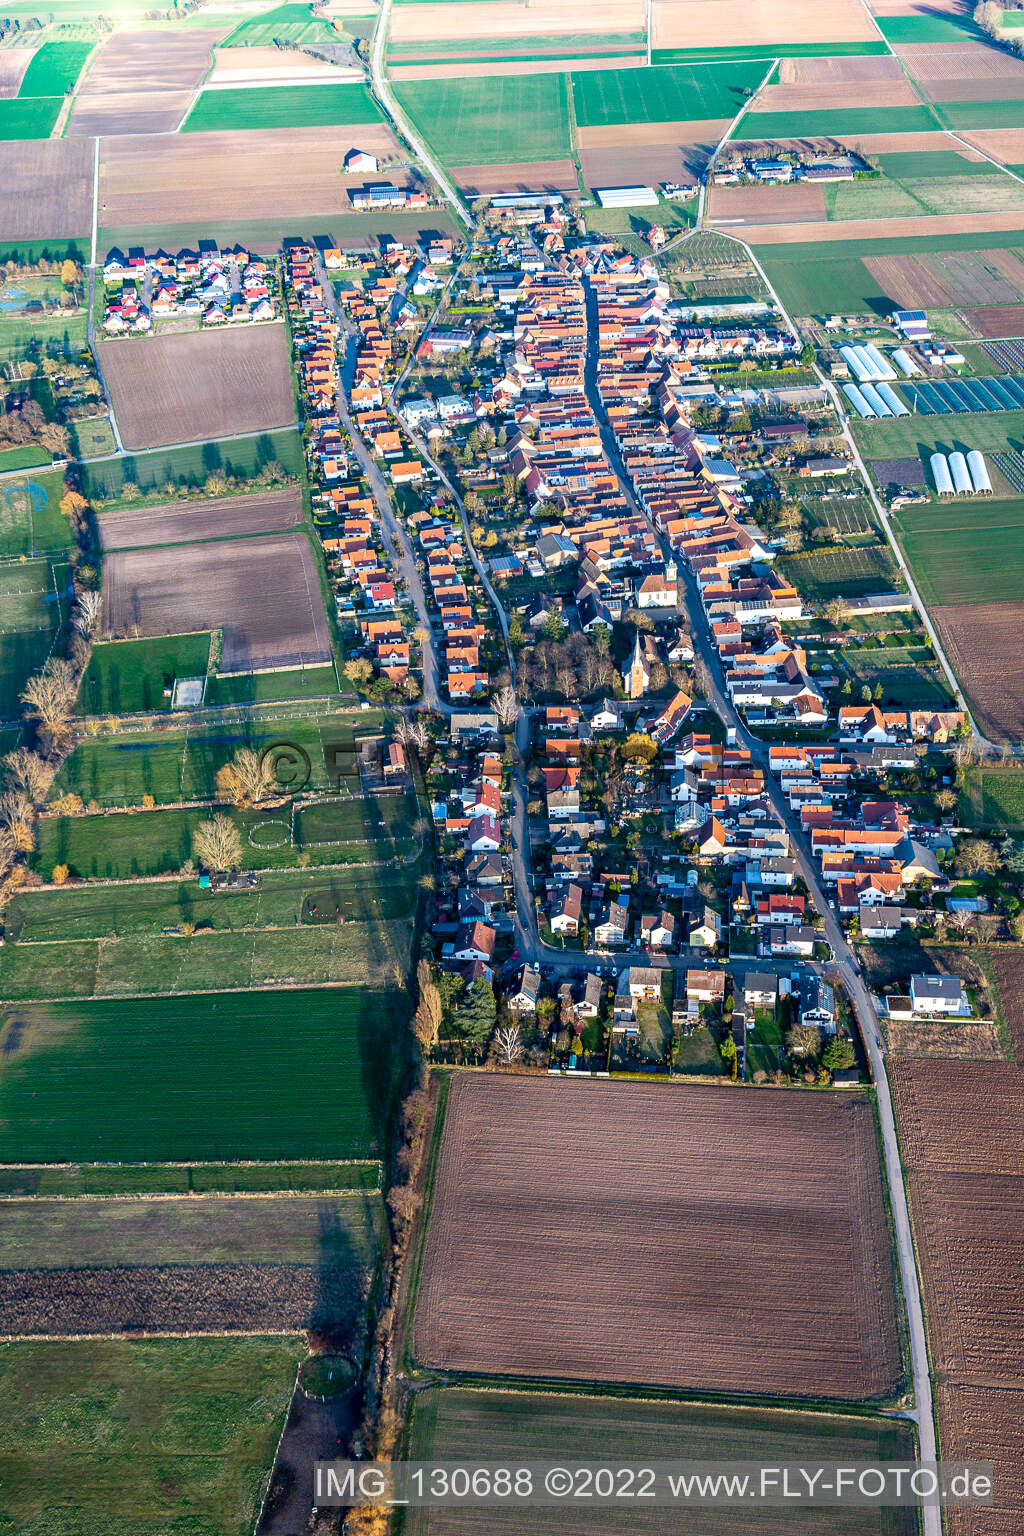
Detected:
[
  {"left": 97, "top": 324, "right": 294, "bottom": 451},
  {"left": 889, "top": 951, "right": 1024, "bottom": 1532},
  {"left": 415, "top": 1076, "right": 901, "bottom": 1400},
  {"left": 390, "top": 54, "right": 643, "bottom": 80},
  {"left": 97, "top": 488, "right": 302, "bottom": 551},
  {"left": 651, "top": 0, "right": 875, "bottom": 46},
  {"left": 960, "top": 304, "right": 1024, "bottom": 336},
  {"left": 454, "top": 159, "right": 579, "bottom": 195},
  {"left": 931, "top": 601, "right": 1024, "bottom": 740},
  {"left": 959, "top": 127, "right": 1024, "bottom": 164},
  {"left": 743, "top": 212, "right": 1024, "bottom": 244},
  {"left": 756, "top": 80, "right": 925, "bottom": 111},
  {"left": 0, "top": 139, "right": 95, "bottom": 242},
  {"left": 68, "top": 29, "right": 226, "bottom": 136},
  {"left": 390, "top": 0, "right": 643, "bottom": 43},
  {"left": 780, "top": 55, "right": 906, "bottom": 84},
  {"left": 708, "top": 182, "right": 827, "bottom": 224},
  {"left": 102, "top": 530, "right": 332, "bottom": 672},
  {"left": 99, "top": 125, "right": 402, "bottom": 231},
  {"left": 0, "top": 48, "right": 32, "bottom": 97}
]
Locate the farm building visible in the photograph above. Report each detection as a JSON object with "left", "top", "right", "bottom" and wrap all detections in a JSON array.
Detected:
[
  {"left": 345, "top": 148, "right": 378, "bottom": 172},
  {"left": 967, "top": 450, "right": 992, "bottom": 494},
  {"left": 594, "top": 185, "right": 658, "bottom": 208},
  {"left": 891, "top": 309, "right": 931, "bottom": 342},
  {"left": 930, "top": 453, "right": 955, "bottom": 497}
]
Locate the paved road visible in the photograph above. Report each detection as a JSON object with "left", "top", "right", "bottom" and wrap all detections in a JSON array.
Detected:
[
  {"left": 317, "top": 259, "right": 441, "bottom": 709},
  {"left": 368, "top": 0, "right": 471, "bottom": 229},
  {"left": 581, "top": 275, "right": 939, "bottom": 1497}
]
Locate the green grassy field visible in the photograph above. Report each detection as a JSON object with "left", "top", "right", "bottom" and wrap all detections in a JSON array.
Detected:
[
  {"left": 77, "top": 633, "right": 212, "bottom": 714},
  {"left": 17, "top": 38, "right": 93, "bottom": 95},
  {"left": 221, "top": 1, "right": 339, "bottom": 46},
  {"left": 0, "top": 558, "right": 71, "bottom": 718},
  {"left": 826, "top": 170, "right": 1024, "bottom": 222},
  {"left": 651, "top": 42, "right": 891, "bottom": 64},
  {"left": 35, "top": 790, "right": 416, "bottom": 879},
  {"left": 0, "top": 468, "right": 74, "bottom": 558},
  {"left": 853, "top": 408, "right": 1024, "bottom": 462},
  {"left": 50, "top": 713, "right": 359, "bottom": 805},
  {"left": 941, "top": 97, "right": 1024, "bottom": 130},
  {"left": 0, "top": 236, "right": 88, "bottom": 267},
  {"left": 6, "top": 861, "right": 419, "bottom": 942},
  {"left": 405, "top": 1390, "right": 918, "bottom": 1536},
  {"left": 70, "top": 412, "right": 117, "bottom": 460},
  {"left": 0, "top": 917, "right": 416, "bottom": 1000},
  {"left": 778, "top": 544, "right": 902, "bottom": 599},
  {"left": 878, "top": 13, "right": 983, "bottom": 42},
  {"left": 893, "top": 496, "right": 1024, "bottom": 607},
  {"left": 204, "top": 663, "right": 343, "bottom": 706},
  {"left": 0, "top": 987, "right": 407, "bottom": 1160},
  {"left": 960, "top": 764, "right": 1024, "bottom": 830},
  {"left": 394, "top": 74, "right": 572, "bottom": 165},
  {"left": 1003, "top": 10, "right": 1024, "bottom": 26},
  {"left": 0, "top": 1337, "right": 303, "bottom": 1536},
  {"left": 0, "top": 304, "right": 87, "bottom": 361},
  {"left": 182, "top": 81, "right": 383, "bottom": 132},
  {"left": 737, "top": 103, "right": 939, "bottom": 140},
  {"left": 390, "top": 32, "right": 645, "bottom": 60},
  {"left": 0, "top": 1158, "right": 379, "bottom": 1196},
  {"left": 571, "top": 61, "right": 766, "bottom": 127},
  {"left": 0, "top": 445, "right": 48, "bottom": 472},
  {"left": 81, "top": 429, "right": 303, "bottom": 500},
  {"left": 876, "top": 151, "right": 1002, "bottom": 181},
  {"left": 0, "top": 96, "right": 63, "bottom": 138}
]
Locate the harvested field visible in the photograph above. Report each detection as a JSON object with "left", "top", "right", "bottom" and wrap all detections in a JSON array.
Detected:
[
  {"left": 453, "top": 159, "right": 579, "bottom": 196},
  {"left": 780, "top": 54, "right": 906, "bottom": 83},
  {"left": 707, "top": 182, "right": 827, "bottom": 224},
  {"left": 0, "top": 47, "right": 33, "bottom": 96},
  {"left": 415, "top": 1076, "right": 901, "bottom": 1401},
  {"left": 959, "top": 304, "right": 1024, "bottom": 336},
  {"left": 959, "top": 126, "right": 1024, "bottom": 163},
  {"left": 889, "top": 966, "right": 1024, "bottom": 1535},
  {"left": 0, "top": 1263, "right": 368, "bottom": 1336},
  {"left": 886, "top": 1019, "right": 1005, "bottom": 1058},
  {"left": 97, "top": 324, "right": 294, "bottom": 451},
  {"left": 208, "top": 44, "right": 349, "bottom": 83},
  {"left": 577, "top": 116, "right": 728, "bottom": 148},
  {"left": 67, "top": 28, "right": 226, "bottom": 136},
  {"left": 755, "top": 80, "right": 925, "bottom": 111},
  {"left": 0, "top": 139, "right": 95, "bottom": 242},
  {"left": 389, "top": 0, "right": 645, "bottom": 44},
  {"left": 896, "top": 38, "right": 1024, "bottom": 87},
  {"left": 931, "top": 600, "right": 1024, "bottom": 741},
  {"left": 651, "top": 0, "right": 877, "bottom": 48},
  {"left": 102, "top": 530, "right": 331, "bottom": 671},
  {"left": 98, "top": 124, "right": 402, "bottom": 230},
  {"left": 580, "top": 139, "right": 710, "bottom": 186},
  {"left": 742, "top": 213, "right": 1024, "bottom": 245},
  {"left": 97, "top": 488, "right": 302, "bottom": 550},
  {"left": 939, "top": 1385, "right": 1024, "bottom": 1536}
]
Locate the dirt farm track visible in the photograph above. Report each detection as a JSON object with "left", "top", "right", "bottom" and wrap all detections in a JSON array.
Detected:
[
  {"left": 415, "top": 1076, "right": 901, "bottom": 1401},
  {"left": 96, "top": 324, "right": 296, "bottom": 452}
]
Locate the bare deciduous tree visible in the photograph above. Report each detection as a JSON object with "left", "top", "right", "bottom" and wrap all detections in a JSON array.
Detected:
[
  {"left": 4, "top": 747, "right": 54, "bottom": 804},
  {"left": 493, "top": 683, "right": 520, "bottom": 728},
  {"left": 21, "top": 657, "right": 77, "bottom": 738},
  {"left": 71, "top": 590, "right": 102, "bottom": 637},
  {"left": 493, "top": 1023, "right": 524, "bottom": 1064},
  {"left": 192, "top": 814, "right": 243, "bottom": 873},
  {"left": 215, "top": 747, "right": 276, "bottom": 808}
]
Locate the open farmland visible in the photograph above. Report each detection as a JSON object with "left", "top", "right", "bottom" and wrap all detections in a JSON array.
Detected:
[
  {"left": 453, "top": 158, "right": 579, "bottom": 196},
  {"left": 0, "top": 47, "right": 32, "bottom": 95},
  {"left": 18, "top": 39, "right": 93, "bottom": 95},
  {"left": 102, "top": 530, "right": 331, "bottom": 672},
  {"left": 778, "top": 544, "right": 901, "bottom": 598},
  {"left": 889, "top": 954, "right": 1024, "bottom": 1532},
  {"left": 96, "top": 325, "right": 295, "bottom": 451},
  {"left": 67, "top": 28, "right": 227, "bottom": 135},
  {"left": 82, "top": 429, "right": 303, "bottom": 500},
  {"left": 415, "top": 1077, "right": 901, "bottom": 1400},
  {"left": 930, "top": 601, "right": 1024, "bottom": 739},
  {"left": 388, "top": 0, "right": 646, "bottom": 45},
  {"left": 893, "top": 497, "right": 1024, "bottom": 607},
  {"left": 78, "top": 632, "right": 211, "bottom": 713},
  {"left": 98, "top": 124, "right": 403, "bottom": 234},
  {"left": 96, "top": 487, "right": 303, "bottom": 551},
  {"left": 0, "top": 1337, "right": 302, "bottom": 1536},
  {"left": 0, "top": 468, "right": 76, "bottom": 559},
  {"left": 0, "top": 988, "right": 406, "bottom": 1161},
  {"left": 650, "top": 0, "right": 877, "bottom": 48},
  {"left": 896, "top": 38, "right": 1024, "bottom": 100},
  {"left": 209, "top": 46, "right": 349, "bottom": 85},
  {"left": 959, "top": 764, "right": 1024, "bottom": 831},
  {"left": 221, "top": 1, "right": 341, "bottom": 47},
  {"left": 571, "top": 61, "right": 767, "bottom": 126},
  {"left": 182, "top": 80, "right": 383, "bottom": 132},
  {"left": 0, "top": 1193, "right": 381, "bottom": 1337},
  {"left": 395, "top": 74, "right": 571, "bottom": 164},
  {"left": 0, "top": 96, "right": 63, "bottom": 137},
  {"left": 405, "top": 1389, "right": 918, "bottom": 1536},
  {"left": 736, "top": 103, "right": 941, "bottom": 139}
]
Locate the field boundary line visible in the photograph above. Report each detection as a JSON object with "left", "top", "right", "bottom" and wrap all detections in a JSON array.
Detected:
[
  {"left": 90, "top": 135, "right": 100, "bottom": 267},
  {"left": 0, "top": 1187, "right": 380, "bottom": 1203},
  {"left": 854, "top": 0, "right": 895, "bottom": 54},
  {"left": 0, "top": 1327, "right": 306, "bottom": 1343}
]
